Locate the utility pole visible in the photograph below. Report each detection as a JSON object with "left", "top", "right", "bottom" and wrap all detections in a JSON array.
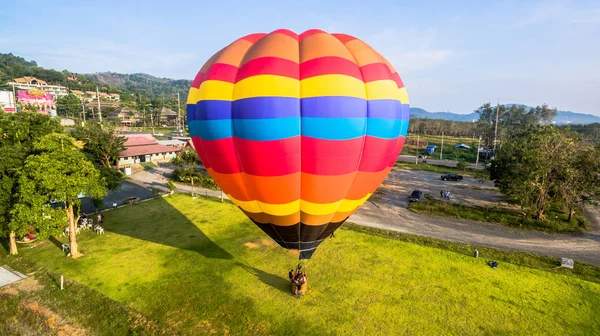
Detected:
[
  {"left": 493, "top": 98, "right": 500, "bottom": 153},
  {"left": 81, "top": 103, "right": 86, "bottom": 125},
  {"left": 150, "top": 107, "right": 155, "bottom": 135},
  {"left": 96, "top": 86, "right": 102, "bottom": 123},
  {"left": 440, "top": 131, "right": 444, "bottom": 160},
  {"left": 176, "top": 91, "right": 182, "bottom": 135},
  {"left": 415, "top": 133, "right": 419, "bottom": 164},
  {"left": 475, "top": 136, "right": 482, "bottom": 167},
  {"left": 11, "top": 84, "right": 17, "bottom": 111}
]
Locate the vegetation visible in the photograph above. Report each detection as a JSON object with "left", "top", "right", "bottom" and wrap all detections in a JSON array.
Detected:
[
  {"left": 409, "top": 197, "right": 589, "bottom": 233},
  {"left": 56, "top": 94, "right": 82, "bottom": 119},
  {"left": 0, "top": 53, "right": 190, "bottom": 112},
  {"left": 14, "top": 133, "right": 107, "bottom": 257},
  {"left": 0, "top": 112, "right": 63, "bottom": 255},
  {"left": 0, "top": 258, "right": 165, "bottom": 335},
  {"left": 71, "top": 123, "right": 126, "bottom": 190},
  {"left": 2, "top": 194, "right": 598, "bottom": 335},
  {"left": 491, "top": 126, "right": 600, "bottom": 220}
]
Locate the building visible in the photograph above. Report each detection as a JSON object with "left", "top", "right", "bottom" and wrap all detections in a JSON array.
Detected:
[
  {"left": 84, "top": 101, "right": 120, "bottom": 109},
  {"left": 8, "top": 76, "right": 68, "bottom": 97},
  {"left": 17, "top": 89, "right": 55, "bottom": 114},
  {"left": 118, "top": 134, "right": 181, "bottom": 166},
  {"left": 108, "top": 107, "right": 141, "bottom": 126},
  {"left": 157, "top": 107, "right": 178, "bottom": 124},
  {"left": 67, "top": 73, "right": 79, "bottom": 81},
  {"left": 108, "top": 93, "right": 120, "bottom": 101},
  {"left": 0, "top": 91, "right": 16, "bottom": 112}
]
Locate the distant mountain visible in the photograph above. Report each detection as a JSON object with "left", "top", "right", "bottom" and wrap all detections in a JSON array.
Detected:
[
  {"left": 410, "top": 106, "right": 600, "bottom": 125},
  {"left": 88, "top": 72, "right": 191, "bottom": 98}
]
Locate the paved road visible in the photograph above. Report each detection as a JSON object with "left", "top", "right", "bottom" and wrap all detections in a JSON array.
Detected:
[
  {"left": 109, "top": 165, "right": 600, "bottom": 266},
  {"left": 397, "top": 155, "right": 484, "bottom": 169}
]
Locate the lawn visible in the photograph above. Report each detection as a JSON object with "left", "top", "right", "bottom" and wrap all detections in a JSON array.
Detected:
[
  {"left": 2, "top": 194, "right": 599, "bottom": 335},
  {"left": 394, "top": 161, "right": 489, "bottom": 179},
  {"left": 409, "top": 197, "right": 590, "bottom": 233}
]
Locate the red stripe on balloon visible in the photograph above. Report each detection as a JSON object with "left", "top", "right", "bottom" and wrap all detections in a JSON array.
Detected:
[
  {"left": 198, "top": 137, "right": 243, "bottom": 174},
  {"left": 202, "top": 136, "right": 402, "bottom": 176},
  {"left": 299, "top": 29, "right": 327, "bottom": 40},
  {"left": 332, "top": 33, "right": 357, "bottom": 44},
  {"left": 191, "top": 136, "right": 211, "bottom": 168},
  {"left": 271, "top": 29, "right": 299, "bottom": 41},
  {"left": 235, "top": 137, "right": 301, "bottom": 176},
  {"left": 300, "top": 56, "right": 362, "bottom": 80},
  {"left": 204, "top": 63, "right": 239, "bottom": 83},
  {"left": 360, "top": 63, "right": 394, "bottom": 83},
  {"left": 236, "top": 57, "right": 300, "bottom": 82},
  {"left": 391, "top": 72, "right": 405, "bottom": 89},
  {"left": 191, "top": 72, "right": 206, "bottom": 89},
  {"left": 240, "top": 33, "right": 267, "bottom": 43}
]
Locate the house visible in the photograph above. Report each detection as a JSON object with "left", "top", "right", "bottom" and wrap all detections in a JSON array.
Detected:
[
  {"left": 67, "top": 73, "right": 79, "bottom": 81},
  {"left": 157, "top": 107, "right": 178, "bottom": 124},
  {"left": 84, "top": 101, "right": 120, "bottom": 109},
  {"left": 108, "top": 93, "right": 120, "bottom": 101},
  {"left": 8, "top": 77, "right": 68, "bottom": 97},
  {"left": 454, "top": 143, "right": 471, "bottom": 150},
  {"left": 118, "top": 134, "right": 181, "bottom": 166},
  {"left": 108, "top": 107, "right": 140, "bottom": 126}
]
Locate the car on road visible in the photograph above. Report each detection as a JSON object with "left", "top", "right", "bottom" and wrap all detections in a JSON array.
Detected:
[
  {"left": 409, "top": 190, "right": 423, "bottom": 202},
  {"left": 441, "top": 173, "right": 463, "bottom": 181},
  {"left": 124, "top": 196, "right": 140, "bottom": 204}
]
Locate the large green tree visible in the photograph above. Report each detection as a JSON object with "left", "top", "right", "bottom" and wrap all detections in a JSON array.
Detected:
[
  {"left": 56, "top": 93, "right": 82, "bottom": 119},
  {"left": 15, "top": 134, "right": 107, "bottom": 257},
  {"left": 490, "top": 126, "right": 598, "bottom": 220},
  {"left": 0, "top": 112, "right": 62, "bottom": 254},
  {"left": 72, "top": 123, "right": 126, "bottom": 190}
]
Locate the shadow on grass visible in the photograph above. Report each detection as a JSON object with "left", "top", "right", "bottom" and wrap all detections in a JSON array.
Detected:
[
  {"left": 105, "top": 197, "right": 233, "bottom": 260},
  {"left": 235, "top": 262, "right": 291, "bottom": 295}
]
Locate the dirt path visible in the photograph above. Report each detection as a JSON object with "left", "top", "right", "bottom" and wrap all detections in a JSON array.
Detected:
[{"left": 351, "top": 201, "right": 600, "bottom": 266}]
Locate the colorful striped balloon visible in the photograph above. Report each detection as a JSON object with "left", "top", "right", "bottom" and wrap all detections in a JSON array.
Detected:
[{"left": 186, "top": 29, "right": 409, "bottom": 259}]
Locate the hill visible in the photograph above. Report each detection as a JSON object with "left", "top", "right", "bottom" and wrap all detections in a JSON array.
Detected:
[
  {"left": 411, "top": 106, "right": 600, "bottom": 125},
  {"left": 87, "top": 72, "right": 191, "bottom": 98}
]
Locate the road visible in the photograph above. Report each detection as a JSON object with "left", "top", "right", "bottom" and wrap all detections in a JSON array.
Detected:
[
  {"left": 92, "top": 165, "right": 600, "bottom": 266},
  {"left": 397, "top": 155, "right": 484, "bottom": 169}
]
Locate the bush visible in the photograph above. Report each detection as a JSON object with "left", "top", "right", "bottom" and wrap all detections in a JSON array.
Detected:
[{"left": 456, "top": 161, "right": 469, "bottom": 172}]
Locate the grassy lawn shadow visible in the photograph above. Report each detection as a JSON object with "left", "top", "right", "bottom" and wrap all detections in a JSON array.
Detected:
[
  {"left": 104, "top": 197, "right": 233, "bottom": 260},
  {"left": 235, "top": 262, "right": 291, "bottom": 295}
]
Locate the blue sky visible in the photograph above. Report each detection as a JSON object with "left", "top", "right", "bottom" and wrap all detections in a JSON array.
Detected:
[{"left": 1, "top": 0, "right": 599, "bottom": 114}]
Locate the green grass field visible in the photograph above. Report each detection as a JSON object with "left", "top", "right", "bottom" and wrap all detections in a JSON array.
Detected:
[
  {"left": 409, "top": 197, "right": 589, "bottom": 233},
  {"left": 2, "top": 194, "right": 599, "bottom": 335}
]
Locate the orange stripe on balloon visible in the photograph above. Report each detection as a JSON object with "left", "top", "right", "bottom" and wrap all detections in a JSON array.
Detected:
[
  {"left": 240, "top": 32, "right": 299, "bottom": 66},
  {"left": 299, "top": 32, "right": 356, "bottom": 63}
]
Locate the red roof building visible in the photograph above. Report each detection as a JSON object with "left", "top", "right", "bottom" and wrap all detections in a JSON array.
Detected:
[{"left": 118, "top": 134, "right": 181, "bottom": 166}]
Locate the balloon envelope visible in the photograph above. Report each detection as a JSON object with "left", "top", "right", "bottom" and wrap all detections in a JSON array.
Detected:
[{"left": 186, "top": 29, "right": 410, "bottom": 259}]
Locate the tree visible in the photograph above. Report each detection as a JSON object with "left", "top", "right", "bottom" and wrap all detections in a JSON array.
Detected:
[
  {"left": 57, "top": 93, "right": 82, "bottom": 119},
  {"left": 0, "top": 112, "right": 62, "bottom": 254},
  {"left": 72, "top": 123, "right": 126, "bottom": 190},
  {"left": 490, "top": 126, "right": 596, "bottom": 221},
  {"left": 15, "top": 134, "right": 107, "bottom": 258}
]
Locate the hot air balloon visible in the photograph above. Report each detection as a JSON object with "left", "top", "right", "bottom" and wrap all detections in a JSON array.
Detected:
[{"left": 186, "top": 29, "right": 409, "bottom": 260}]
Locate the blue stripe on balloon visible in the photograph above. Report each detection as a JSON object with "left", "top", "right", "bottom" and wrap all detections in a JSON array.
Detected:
[
  {"left": 187, "top": 97, "right": 408, "bottom": 120},
  {"left": 188, "top": 116, "right": 409, "bottom": 141}
]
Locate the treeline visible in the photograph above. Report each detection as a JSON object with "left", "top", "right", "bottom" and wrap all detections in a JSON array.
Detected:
[{"left": 0, "top": 53, "right": 190, "bottom": 108}]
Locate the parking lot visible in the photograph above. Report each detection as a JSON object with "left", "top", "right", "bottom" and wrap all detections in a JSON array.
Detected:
[{"left": 372, "top": 168, "right": 509, "bottom": 209}]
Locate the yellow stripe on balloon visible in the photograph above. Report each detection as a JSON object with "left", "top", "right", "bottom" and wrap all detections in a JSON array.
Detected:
[
  {"left": 187, "top": 87, "right": 201, "bottom": 104},
  {"left": 301, "top": 74, "right": 366, "bottom": 99},
  {"left": 227, "top": 193, "right": 372, "bottom": 216},
  {"left": 365, "top": 80, "right": 403, "bottom": 101},
  {"left": 198, "top": 80, "right": 235, "bottom": 101},
  {"left": 398, "top": 87, "right": 410, "bottom": 105},
  {"left": 233, "top": 75, "right": 300, "bottom": 100}
]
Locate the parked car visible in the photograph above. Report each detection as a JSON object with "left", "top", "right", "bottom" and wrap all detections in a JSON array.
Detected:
[
  {"left": 409, "top": 190, "right": 423, "bottom": 202},
  {"left": 124, "top": 196, "right": 140, "bottom": 204},
  {"left": 441, "top": 173, "right": 463, "bottom": 181}
]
